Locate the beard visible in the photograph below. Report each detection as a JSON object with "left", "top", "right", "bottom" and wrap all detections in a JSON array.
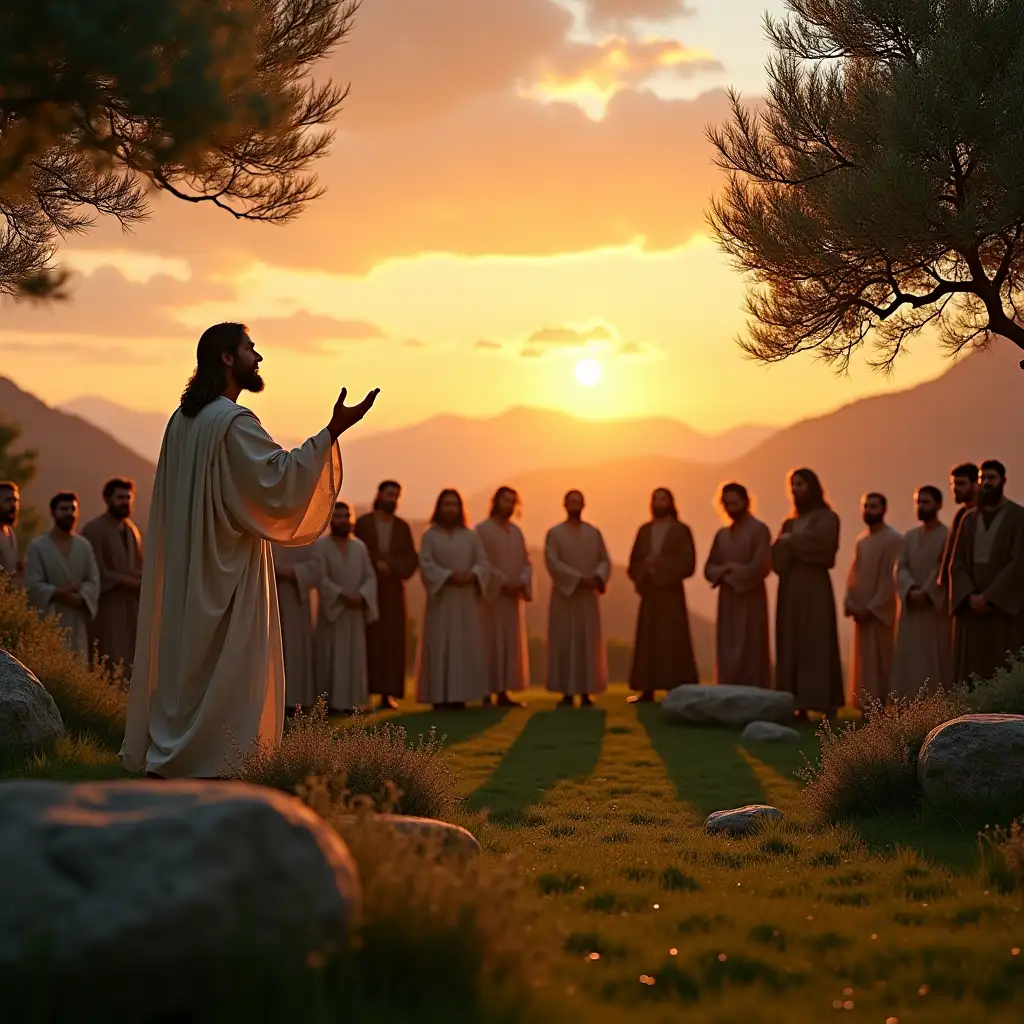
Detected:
[
  {"left": 980, "top": 482, "right": 1004, "bottom": 507},
  {"left": 793, "top": 493, "right": 815, "bottom": 515},
  {"left": 726, "top": 506, "right": 748, "bottom": 523},
  {"left": 863, "top": 512, "right": 884, "bottom": 527},
  {"left": 917, "top": 506, "right": 938, "bottom": 523},
  {"left": 54, "top": 518, "right": 75, "bottom": 534},
  {"left": 237, "top": 365, "right": 264, "bottom": 393},
  {"left": 330, "top": 524, "right": 351, "bottom": 538},
  {"left": 566, "top": 509, "right": 582, "bottom": 521},
  {"left": 376, "top": 499, "right": 397, "bottom": 515},
  {"left": 109, "top": 505, "right": 131, "bottom": 521}
]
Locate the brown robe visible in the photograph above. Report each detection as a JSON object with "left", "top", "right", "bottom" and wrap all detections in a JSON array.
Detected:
[
  {"left": 354, "top": 512, "right": 418, "bottom": 699},
  {"left": 772, "top": 507, "right": 844, "bottom": 712},
  {"left": 938, "top": 504, "right": 972, "bottom": 591},
  {"left": 81, "top": 512, "right": 143, "bottom": 673},
  {"left": 628, "top": 518, "right": 698, "bottom": 691},
  {"left": 0, "top": 524, "right": 20, "bottom": 585},
  {"left": 951, "top": 500, "right": 1024, "bottom": 683},
  {"left": 704, "top": 515, "right": 772, "bottom": 688}
]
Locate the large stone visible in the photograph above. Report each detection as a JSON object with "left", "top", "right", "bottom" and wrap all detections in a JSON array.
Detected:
[
  {"left": 0, "top": 780, "right": 360, "bottom": 1015},
  {"left": 917, "top": 714, "right": 1024, "bottom": 811},
  {"left": 663, "top": 684, "right": 795, "bottom": 728},
  {"left": 0, "top": 649, "right": 64, "bottom": 748},
  {"left": 741, "top": 720, "right": 801, "bottom": 744},
  {"left": 706, "top": 804, "right": 783, "bottom": 836},
  {"left": 338, "top": 813, "right": 481, "bottom": 856}
]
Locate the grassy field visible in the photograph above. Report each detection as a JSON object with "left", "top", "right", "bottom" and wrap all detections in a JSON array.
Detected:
[{"left": 4, "top": 685, "right": 1023, "bottom": 1022}]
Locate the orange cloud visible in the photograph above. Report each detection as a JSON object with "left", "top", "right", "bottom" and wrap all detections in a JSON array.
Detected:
[
  {"left": 526, "top": 324, "right": 614, "bottom": 346},
  {"left": 585, "top": 0, "right": 695, "bottom": 23},
  {"left": 474, "top": 339, "right": 504, "bottom": 351},
  {"left": 247, "top": 311, "right": 388, "bottom": 350}
]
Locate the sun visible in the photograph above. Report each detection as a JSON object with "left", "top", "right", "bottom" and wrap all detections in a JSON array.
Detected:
[{"left": 574, "top": 357, "right": 603, "bottom": 387}]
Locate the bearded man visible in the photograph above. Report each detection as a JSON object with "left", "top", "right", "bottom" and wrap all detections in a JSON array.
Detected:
[{"left": 0, "top": 481, "right": 21, "bottom": 583}]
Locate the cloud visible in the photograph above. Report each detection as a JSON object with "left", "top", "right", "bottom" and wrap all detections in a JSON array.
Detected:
[
  {"left": 0, "top": 341, "right": 160, "bottom": 364},
  {"left": 526, "top": 324, "right": 614, "bottom": 346},
  {"left": 584, "top": 0, "right": 695, "bottom": 27},
  {"left": 246, "top": 311, "right": 388, "bottom": 350},
  {"left": 403, "top": 338, "right": 429, "bottom": 348},
  {"left": 474, "top": 339, "right": 504, "bottom": 351}
]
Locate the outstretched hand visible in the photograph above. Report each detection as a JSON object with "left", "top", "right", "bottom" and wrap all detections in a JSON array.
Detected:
[{"left": 328, "top": 387, "right": 380, "bottom": 440}]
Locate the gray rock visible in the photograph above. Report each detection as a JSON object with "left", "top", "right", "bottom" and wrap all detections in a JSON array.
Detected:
[
  {"left": 663, "top": 684, "right": 795, "bottom": 728},
  {"left": 705, "top": 804, "right": 783, "bottom": 836},
  {"left": 337, "top": 813, "right": 481, "bottom": 856},
  {"left": 0, "top": 780, "right": 360, "bottom": 1016},
  {"left": 0, "top": 649, "right": 64, "bottom": 748},
  {"left": 741, "top": 720, "right": 801, "bottom": 743},
  {"left": 917, "top": 714, "right": 1024, "bottom": 811}
]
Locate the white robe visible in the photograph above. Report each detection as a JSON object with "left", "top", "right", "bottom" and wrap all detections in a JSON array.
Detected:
[
  {"left": 120, "top": 397, "right": 341, "bottom": 778},
  {"left": 415, "top": 525, "right": 490, "bottom": 704},
  {"left": 272, "top": 542, "right": 322, "bottom": 710},
  {"left": 313, "top": 535, "right": 378, "bottom": 711},
  {"left": 24, "top": 533, "right": 100, "bottom": 655}
]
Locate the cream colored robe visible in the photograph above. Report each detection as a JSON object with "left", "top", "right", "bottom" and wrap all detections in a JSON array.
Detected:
[
  {"left": 475, "top": 517, "right": 532, "bottom": 694},
  {"left": 0, "top": 524, "right": 18, "bottom": 581},
  {"left": 25, "top": 533, "right": 100, "bottom": 655},
  {"left": 120, "top": 397, "right": 341, "bottom": 779},
  {"left": 544, "top": 520, "right": 611, "bottom": 695},
  {"left": 415, "top": 525, "right": 490, "bottom": 704},
  {"left": 844, "top": 525, "right": 903, "bottom": 707},
  {"left": 892, "top": 523, "right": 951, "bottom": 697},
  {"left": 272, "top": 541, "right": 322, "bottom": 710},
  {"left": 313, "top": 535, "right": 378, "bottom": 711}
]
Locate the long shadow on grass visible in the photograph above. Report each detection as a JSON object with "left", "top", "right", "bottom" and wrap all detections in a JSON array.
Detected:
[
  {"left": 469, "top": 708, "right": 606, "bottom": 825},
  {"left": 354, "top": 705, "right": 513, "bottom": 749}
]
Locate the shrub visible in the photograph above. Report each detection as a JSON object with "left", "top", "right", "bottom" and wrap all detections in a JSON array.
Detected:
[
  {"left": 979, "top": 819, "right": 1024, "bottom": 891},
  {"left": 963, "top": 651, "right": 1024, "bottom": 715},
  {"left": 799, "top": 688, "right": 967, "bottom": 824}
]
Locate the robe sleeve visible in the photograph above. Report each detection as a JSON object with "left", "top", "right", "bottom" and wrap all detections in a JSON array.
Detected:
[
  {"left": 24, "top": 541, "right": 54, "bottom": 610},
  {"left": 787, "top": 510, "right": 840, "bottom": 568},
  {"left": 545, "top": 527, "right": 581, "bottom": 597},
  {"left": 627, "top": 527, "right": 648, "bottom": 590},
  {"left": 220, "top": 413, "right": 341, "bottom": 547},
  {"left": 478, "top": 527, "right": 505, "bottom": 603},
  {"left": 950, "top": 512, "right": 976, "bottom": 613},
  {"left": 470, "top": 530, "right": 491, "bottom": 596},
  {"left": 595, "top": 530, "right": 611, "bottom": 586},
  {"left": 771, "top": 520, "right": 794, "bottom": 576},
  {"left": 519, "top": 534, "right": 533, "bottom": 602},
  {"left": 725, "top": 521, "right": 772, "bottom": 594},
  {"left": 937, "top": 508, "right": 964, "bottom": 589},
  {"left": 896, "top": 533, "right": 916, "bottom": 602},
  {"left": 359, "top": 543, "right": 380, "bottom": 625},
  {"left": 649, "top": 523, "right": 693, "bottom": 587},
  {"left": 315, "top": 544, "right": 346, "bottom": 624},
  {"left": 418, "top": 529, "right": 452, "bottom": 597},
  {"left": 703, "top": 529, "right": 727, "bottom": 586},
  {"left": 78, "top": 540, "right": 101, "bottom": 621},
  {"left": 923, "top": 528, "right": 949, "bottom": 609},
  {"left": 981, "top": 507, "right": 1024, "bottom": 615},
  {"left": 388, "top": 520, "right": 419, "bottom": 581},
  {"left": 865, "top": 532, "right": 901, "bottom": 626},
  {"left": 292, "top": 549, "right": 323, "bottom": 604}
]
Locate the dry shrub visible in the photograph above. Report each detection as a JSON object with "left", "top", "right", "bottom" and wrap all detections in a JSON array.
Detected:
[
  {"left": 979, "top": 820, "right": 1024, "bottom": 891},
  {"left": 799, "top": 687, "right": 967, "bottom": 824},
  {"left": 964, "top": 650, "right": 1024, "bottom": 715}
]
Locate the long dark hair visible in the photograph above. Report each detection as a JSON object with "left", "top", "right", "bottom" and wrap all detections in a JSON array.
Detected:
[
  {"left": 489, "top": 485, "right": 520, "bottom": 518},
  {"left": 790, "top": 468, "right": 829, "bottom": 513},
  {"left": 180, "top": 322, "right": 249, "bottom": 417},
  {"left": 652, "top": 487, "right": 678, "bottom": 519},
  {"left": 431, "top": 488, "right": 466, "bottom": 527}
]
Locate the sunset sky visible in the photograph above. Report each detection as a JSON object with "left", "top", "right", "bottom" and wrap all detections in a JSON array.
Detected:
[{"left": 1, "top": 0, "right": 956, "bottom": 441}]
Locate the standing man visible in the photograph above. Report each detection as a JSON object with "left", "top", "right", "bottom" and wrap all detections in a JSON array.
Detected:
[
  {"left": 475, "top": 486, "right": 531, "bottom": 708},
  {"left": 704, "top": 482, "right": 772, "bottom": 688},
  {"left": 355, "top": 480, "right": 418, "bottom": 710},
  {"left": 314, "top": 502, "right": 378, "bottom": 714},
  {"left": 938, "top": 462, "right": 979, "bottom": 594},
  {"left": 772, "top": 468, "right": 844, "bottom": 720},
  {"left": 82, "top": 478, "right": 143, "bottom": 675},
  {"left": 272, "top": 540, "right": 322, "bottom": 713},
  {"left": 119, "top": 322, "right": 378, "bottom": 780},
  {"left": 25, "top": 492, "right": 100, "bottom": 656},
  {"left": 627, "top": 487, "right": 698, "bottom": 702},
  {"left": 891, "top": 486, "right": 950, "bottom": 697},
  {"left": 545, "top": 490, "right": 611, "bottom": 707},
  {"left": 951, "top": 460, "right": 1024, "bottom": 684},
  {"left": 0, "top": 481, "right": 21, "bottom": 584}
]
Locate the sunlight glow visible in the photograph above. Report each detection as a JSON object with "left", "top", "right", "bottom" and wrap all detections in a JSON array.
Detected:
[{"left": 574, "top": 357, "right": 603, "bottom": 387}]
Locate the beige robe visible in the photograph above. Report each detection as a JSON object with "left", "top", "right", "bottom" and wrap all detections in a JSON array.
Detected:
[
  {"left": 271, "top": 541, "right": 322, "bottom": 710},
  {"left": 892, "top": 523, "right": 951, "bottom": 697},
  {"left": 475, "top": 517, "right": 532, "bottom": 694},
  {"left": 845, "top": 525, "right": 904, "bottom": 707},
  {"left": 416, "top": 525, "right": 490, "bottom": 703},
  {"left": 120, "top": 397, "right": 341, "bottom": 779},
  {"left": 25, "top": 533, "right": 100, "bottom": 655},
  {"left": 0, "top": 524, "right": 19, "bottom": 582},
  {"left": 545, "top": 520, "right": 611, "bottom": 695},
  {"left": 314, "top": 535, "right": 378, "bottom": 711}
]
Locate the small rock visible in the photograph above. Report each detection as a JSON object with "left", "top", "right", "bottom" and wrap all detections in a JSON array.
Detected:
[
  {"left": 337, "top": 813, "right": 481, "bottom": 856},
  {"left": 705, "top": 804, "right": 783, "bottom": 836},
  {"left": 917, "top": 714, "right": 1024, "bottom": 812},
  {"left": 741, "top": 720, "right": 801, "bottom": 743},
  {"left": 663, "top": 684, "right": 795, "bottom": 728},
  {"left": 0, "top": 649, "right": 64, "bottom": 748}
]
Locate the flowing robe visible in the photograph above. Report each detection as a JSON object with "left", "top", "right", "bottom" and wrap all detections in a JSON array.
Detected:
[
  {"left": 951, "top": 501, "right": 1024, "bottom": 683},
  {"left": 25, "top": 533, "right": 100, "bottom": 655},
  {"left": 704, "top": 515, "right": 772, "bottom": 688},
  {"left": 354, "top": 513, "right": 418, "bottom": 699},
  {"left": 120, "top": 397, "right": 341, "bottom": 779},
  {"left": 938, "top": 505, "right": 971, "bottom": 591},
  {"left": 845, "top": 526, "right": 904, "bottom": 707},
  {"left": 475, "top": 517, "right": 532, "bottom": 694},
  {"left": 628, "top": 518, "right": 698, "bottom": 691},
  {"left": 0, "top": 524, "right": 19, "bottom": 582},
  {"left": 313, "top": 535, "right": 378, "bottom": 711},
  {"left": 415, "top": 525, "right": 489, "bottom": 703},
  {"left": 544, "top": 521, "right": 610, "bottom": 695},
  {"left": 892, "top": 523, "right": 951, "bottom": 697},
  {"left": 81, "top": 512, "right": 143, "bottom": 674},
  {"left": 772, "top": 508, "right": 844, "bottom": 712},
  {"left": 271, "top": 541, "right": 322, "bottom": 710}
]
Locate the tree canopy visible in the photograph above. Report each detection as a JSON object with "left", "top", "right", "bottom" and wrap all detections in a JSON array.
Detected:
[
  {"left": 0, "top": 0, "right": 357, "bottom": 299},
  {"left": 708, "top": 0, "right": 1024, "bottom": 371}
]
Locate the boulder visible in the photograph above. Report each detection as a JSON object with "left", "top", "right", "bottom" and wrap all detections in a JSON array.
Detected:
[
  {"left": 663, "top": 684, "right": 795, "bottom": 728},
  {"left": 917, "top": 714, "right": 1024, "bottom": 811},
  {"left": 0, "top": 780, "right": 360, "bottom": 1016},
  {"left": 0, "top": 649, "right": 64, "bottom": 748},
  {"left": 338, "top": 814, "right": 481, "bottom": 856},
  {"left": 741, "top": 720, "right": 801, "bottom": 744},
  {"left": 706, "top": 804, "right": 783, "bottom": 836}
]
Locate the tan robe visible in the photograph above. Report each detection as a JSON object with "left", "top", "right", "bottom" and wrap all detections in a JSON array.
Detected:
[
  {"left": 81, "top": 512, "right": 143, "bottom": 673},
  {"left": 120, "top": 397, "right": 340, "bottom": 779},
  {"left": 545, "top": 520, "right": 611, "bottom": 695},
  {"left": 25, "top": 533, "right": 100, "bottom": 655},
  {"left": 892, "top": 523, "right": 951, "bottom": 696},
  {"left": 271, "top": 541, "right": 322, "bottom": 710},
  {"left": 475, "top": 517, "right": 532, "bottom": 694},
  {"left": 951, "top": 501, "right": 1024, "bottom": 683},
  {"left": 415, "top": 525, "right": 490, "bottom": 704},
  {"left": 313, "top": 535, "right": 378, "bottom": 711},
  {"left": 704, "top": 515, "right": 772, "bottom": 688},
  {"left": 845, "top": 525, "right": 903, "bottom": 707},
  {"left": 0, "top": 524, "right": 19, "bottom": 582}
]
